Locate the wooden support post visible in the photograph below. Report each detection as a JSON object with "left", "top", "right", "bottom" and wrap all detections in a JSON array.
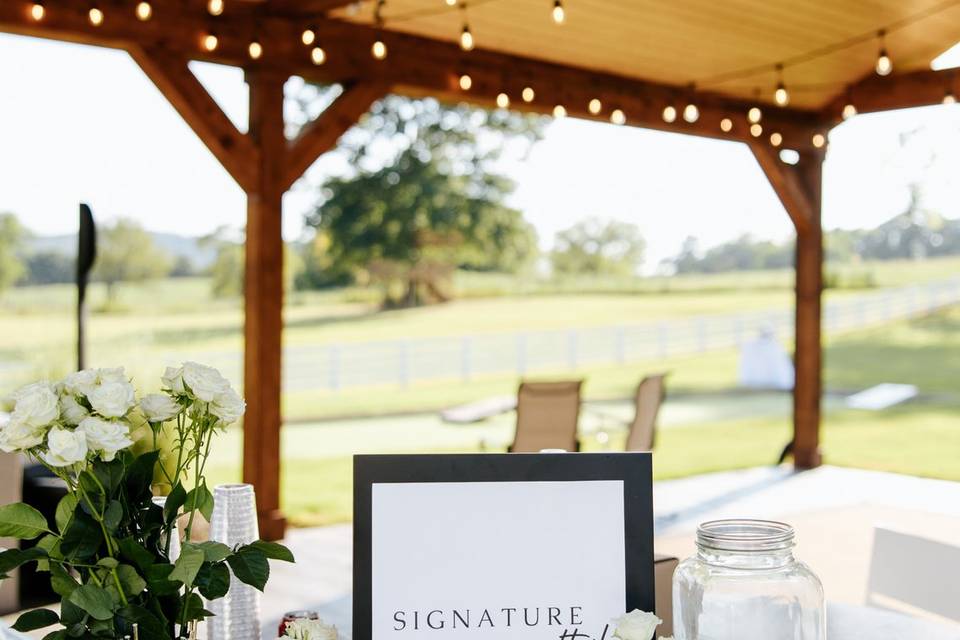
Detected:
[
  {"left": 751, "top": 142, "right": 824, "bottom": 469},
  {"left": 243, "top": 70, "right": 287, "bottom": 541}
]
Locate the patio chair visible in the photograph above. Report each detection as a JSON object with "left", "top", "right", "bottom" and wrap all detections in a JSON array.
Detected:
[
  {"left": 625, "top": 373, "right": 668, "bottom": 452},
  {"left": 866, "top": 525, "right": 960, "bottom": 622},
  {"left": 509, "top": 380, "right": 583, "bottom": 453}
]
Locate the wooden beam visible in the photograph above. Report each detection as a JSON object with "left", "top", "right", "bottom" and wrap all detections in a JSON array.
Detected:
[
  {"left": 281, "top": 81, "right": 389, "bottom": 191},
  {"left": 242, "top": 69, "right": 287, "bottom": 541},
  {"left": 749, "top": 141, "right": 814, "bottom": 235},
  {"left": 821, "top": 68, "right": 958, "bottom": 123},
  {"left": 264, "top": 0, "right": 358, "bottom": 16},
  {"left": 129, "top": 46, "right": 258, "bottom": 192}
]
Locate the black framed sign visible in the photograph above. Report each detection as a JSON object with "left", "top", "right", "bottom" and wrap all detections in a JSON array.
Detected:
[{"left": 353, "top": 453, "right": 654, "bottom": 640}]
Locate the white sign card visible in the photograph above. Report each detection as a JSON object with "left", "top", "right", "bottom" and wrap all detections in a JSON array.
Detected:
[{"left": 353, "top": 453, "right": 654, "bottom": 640}]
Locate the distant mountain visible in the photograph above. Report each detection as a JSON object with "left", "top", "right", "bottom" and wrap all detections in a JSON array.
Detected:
[{"left": 25, "top": 231, "right": 218, "bottom": 270}]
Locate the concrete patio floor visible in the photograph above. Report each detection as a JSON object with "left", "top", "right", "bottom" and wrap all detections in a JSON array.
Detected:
[{"left": 260, "top": 465, "right": 960, "bottom": 637}]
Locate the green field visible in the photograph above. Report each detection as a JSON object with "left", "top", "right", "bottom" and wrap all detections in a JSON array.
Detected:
[{"left": 3, "top": 258, "right": 959, "bottom": 526}]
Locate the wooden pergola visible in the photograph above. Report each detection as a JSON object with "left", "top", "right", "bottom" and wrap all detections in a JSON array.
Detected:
[{"left": 3, "top": 0, "right": 959, "bottom": 539}]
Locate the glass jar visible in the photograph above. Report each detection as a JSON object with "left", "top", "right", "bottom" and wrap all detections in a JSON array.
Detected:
[{"left": 673, "top": 519, "right": 825, "bottom": 640}]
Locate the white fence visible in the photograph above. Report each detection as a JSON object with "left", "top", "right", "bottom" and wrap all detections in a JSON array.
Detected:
[{"left": 199, "top": 277, "right": 960, "bottom": 392}]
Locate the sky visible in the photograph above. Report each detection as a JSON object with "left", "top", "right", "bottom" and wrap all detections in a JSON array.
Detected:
[{"left": 3, "top": 33, "right": 960, "bottom": 269}]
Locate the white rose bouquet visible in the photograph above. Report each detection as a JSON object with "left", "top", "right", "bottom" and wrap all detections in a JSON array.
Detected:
[{"left": 0, "top": 363, "right": 293, "bottom": 640}]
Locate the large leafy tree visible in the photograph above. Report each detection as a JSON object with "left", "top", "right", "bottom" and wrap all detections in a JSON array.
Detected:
[
  {"left": 93, "top": 218, "right": 172, "bottom": 301},
  {"left": 0, "top": 213, "right": 27, "bottom": 292},
  {"left": 551, "top": 217, "right": 646, "bottom": 277},
  {"left": 302, "top": 94, "right": 542, "bottom": 306}
]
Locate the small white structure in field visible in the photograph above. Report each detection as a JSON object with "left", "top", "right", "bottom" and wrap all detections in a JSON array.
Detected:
[{"left": 738, "top": 327, "right": 794, "bottom": 391}]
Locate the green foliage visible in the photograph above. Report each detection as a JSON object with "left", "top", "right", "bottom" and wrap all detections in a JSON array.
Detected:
[
  {"left": 551, "top": 217, "right": 645, "bottom": 276},
  {"left": 0, "top": 502, "right": 50, "bottom": 539},
  {"left": 202, "top": 227, "right": 302, "bottom": 298},
  {"left": 23, "top": 251, "right": 74, "bottom": 285},
  {"left": 93, "top": 218, "right": 172, "bottom": 300},
  {"left": 0, "top": 213, "right": 27, "bottom": 293},
  {"left": 11, "top": 608, "right": 60, "bottom": 632},
  {"left": 672, "top": 233, "right": 793, "bottom": 274}
]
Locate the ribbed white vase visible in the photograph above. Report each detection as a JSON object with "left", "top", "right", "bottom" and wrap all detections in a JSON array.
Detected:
[{"left": 206, "top": 484, "right": 261, "bottom": 640}]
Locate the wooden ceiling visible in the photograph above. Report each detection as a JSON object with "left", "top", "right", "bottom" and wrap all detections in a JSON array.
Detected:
[{"left": 331, "top": 0, "right": 960, "bottom": 109}]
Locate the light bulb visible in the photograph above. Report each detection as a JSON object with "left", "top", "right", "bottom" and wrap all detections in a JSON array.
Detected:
[
  {"left": 750, "top": 123, "right": 763, "bottom": 137},
  {"left": 720, "top": 117, "right": 733, "bottom": 132},
  {"left": 372, "top": 39, "right": 387, "bottom": 60},
  {"left": 588, "top": 98, "right": 601, "bottom": 114},
  {"left": 311, "top": 46, "right": 326, "bottom": 65},
  {"left": 876, "top": 51, "right": 892, "bottom": 76},
  {"left": 552, "top": 0, "right": 564, "bottom": 24},
  {"left": 135, "top": 1, "right": 152, "bottom": 20},
  {"left": 522, "top": 86, "right": 535, "bottom": 102},
  {"left": 812, "top": 133, "right": 826, "bottom": 148},
  {"left": 302, "top": 28, "right": 316, "bottom": 46},
  {"left": 202, "top": 33, "right": 219, "bottom": 52},
  {"left": 459, "top": 74, "right": 472, "bottom": 90},
  {"left": 248, "top": 40, "right": 262, "bottom": 59},
  {"left": 445, "top": 0, "right": 457, "bottom": 5},
  {"left": 943, "top": 90, "right": 956, "bottom": 105},
  {"left": 610, "top": 109, "right": 626, "bottom": 125},
  {"left": 88, "top": 6, "right": 103, "bottom": 25},
  {"left": 748, "top": 107, "right": 762, "bottom": 123},
  {"left": 774, "top": 83, "right": 789, "bottom": 106},
  {"left": 29, "top": 1, "right": 44, "bottom": 20},
  {"left": 842, "top": 103, "right": 857, "bottom": 119},
  {"left": 770, "top": 132, "right": 783, "bottom": 147},
  {"left": 662, "top": 105, "right": 677, "bottom": 123},
  {"left": 553, "top": 104, "right": 566, "bottom": 118},
  {"left": 460, "top": 25, "right": 474, "bottom": 51},
  {"left": 207, "top": 0, "right": 224, "bottom": 15},
  {"left": 683, "top": 103, "right": 699, "bottom": 123},
  {"left": 496, "top": 93, "right": 510, "bottom": 108}
]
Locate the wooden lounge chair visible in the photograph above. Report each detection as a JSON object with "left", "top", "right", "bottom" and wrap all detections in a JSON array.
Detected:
[
  {"left": 625, "top": 373, "right": 668, "bottom": 452},
  {"left": 509, "top": 380, "right": 583, "bottom": 453}
]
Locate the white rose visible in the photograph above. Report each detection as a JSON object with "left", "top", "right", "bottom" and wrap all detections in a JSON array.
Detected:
[
  {"left": 140, "top": 393, "right": 182, "bottom": 423},
  {"left": 78, "top": 416, "right": 134, "bottom": 462},
  {"left": 42, "top": 426, "right": 88, "bottom": 467},
  {"left": 162, "top": 366, "right": 186, "bottom": 394},
  {"left": 97, "top": 367, "right": 128, "bottom": 384},
  {"left": 283, "top": 619, "right": 338, "bottom": 640},
  {"left": 59, "top": 394, "right": 89, "bottom": 426},
  {"left": 181, "top": 362, "right": 230, "bottom": 402},
  {"left": 62, "top": 369, "right": 98, "bottom": 396},
  {"left": 210, "top": 388, "right": 245, "bottom": 425},
  {"left": 88, "top": 380, "right": 136, "bottom": 419},
  {"left": 0, "top": 417, "right": 46, "bottom": 453},
  {"left": 612, "top": 610, "right": 662, "bottom": 640},
  {"left": 11, "top": 382, "right": 60, "bottom": 428}
]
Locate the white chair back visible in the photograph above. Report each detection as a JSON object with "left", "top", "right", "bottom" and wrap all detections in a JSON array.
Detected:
[{"left": 866, "top": 525, "right": 960, "bottom": 622}]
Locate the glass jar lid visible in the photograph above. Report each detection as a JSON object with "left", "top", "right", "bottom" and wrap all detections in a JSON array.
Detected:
[{"left": 696, "top": 519, "right": 795, "bottom": 553}]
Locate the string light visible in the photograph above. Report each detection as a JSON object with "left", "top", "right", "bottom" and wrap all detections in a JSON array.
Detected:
[
  {"left": 302, "top": 27, "right": 316, "bottom": 46},
  {"left": 135, "top": 1, "right": 152, "bottom": 20},
  {"left": 588, "top": 98, "right": 602, "bottom": 114},
  {"left": 248, "top": 39, "right": 263, "bottom": 59},
  {"left": 747, "top": 107, "right": 762, "bottom": 123},
  {"left": 459, "top": 73, "right": 472, "bottom": 90},
  {"left": 750, "top": 123, "right": 763, "bottom": 137},
  {"left": 445, "top": 0, "right": 457, "bottom": 5},
  {"left": 610, "top": 108, "right": 626, "bottom": 125},
  {"left": 774, "top": 64, "right": 789, "bottom": 106},
  {"left": 496, "top": 93, "right": 510, "bottom": 108},
  {"left": 311, "top": 46, "right": 326, "bottom": 65},
  {"left": 88, "top": 5, "right": 103, "bottom": 25},
  {"left": 842, "top": 103, "right": 857, "bottom": 119},
  {"left": 662, "top": 105, "right": 677, "bottom": 123},
  {"left": 944, "top": 89, "right": 957, "bottom": 104},
  {"left": 553, "top": 104, "right": 567, "bottom": 118},
  {"left": 720, "top": 117, "right": 733, "bottom": 132},
  {"left": 372, "top": 39, "right": 387, "bottom": 59},
  {"left": 770, "top": 132, "right": 783, "bottom": 147},
  {"left": 29, "top": 1, "right": 44, "bottom": 20},
  {"left": 875, "top": 30, "right": 892, "bottom": 76},
  {"left": 202, "top": 32, "right": 219, "bottom": 52},
  {"left": 683, "top": 102, "right": 699, "bottom": 123},
  {"left": 460, "top": 23, "right": 474, "bottom": 51},
  {"left": 812, "top": 133, "right": 826, "bottom": 148},
  {"left": 552, "top": 0, "right": 565, "bottom": 24},
  {"left": 522, "top": 86, "right": 535, "bottom": 102},
  {"left": 207, "top": 0, "right": 224, "bottom": 16}
]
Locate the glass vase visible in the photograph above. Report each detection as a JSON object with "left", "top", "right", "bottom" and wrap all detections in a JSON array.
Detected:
[
  {"left": 206, "top": 484, "right": 261, "bottom": 640},
  {"left": 673, "top": 519, "right": 825, "bottom": 640}
]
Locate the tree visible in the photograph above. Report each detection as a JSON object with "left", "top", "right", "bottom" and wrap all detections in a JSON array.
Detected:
[
  {"left": 93, "top": 218, "right": 172, "bottom": 300},
  {"left": 202, "top": 226, "right": 302, "bottom": 298},
  {"left": 0, "top": 213, "right": 27, "bottom": 292},
  {"left": 24, "top": 251, "right": 74, "bottom": 285},
  {"left": 551, "top": 218, "right": 645, "bottom": 277},
  {"left": 303, "top": 94, "right": 542, "bottom": 306}
]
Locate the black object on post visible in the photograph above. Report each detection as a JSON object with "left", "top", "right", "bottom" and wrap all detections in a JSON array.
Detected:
[{"left": 77, "top": 204, "right": 96, "bottom": 371}]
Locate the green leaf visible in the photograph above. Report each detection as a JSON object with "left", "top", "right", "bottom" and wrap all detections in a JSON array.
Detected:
[
  {"left": 103, "top": 500, "right": 123, "bottom": 532},
  {"left": 60, "top": 509, "right": 102, "bottom": 560},
  {"left": 93, "top": 459, "right": 125, "bottom": 495},
  {"left": 195, "top": 541, "right": 231, "bottom": 563},
  {"left": 55, "top": 494, "right": 79, "bottom": 534},
  {"left": 143, "top": 563, "right": 179, "bottom": 596},
  {"left": 59, "top": 598, "right": 86, "bottom": 627},
  {"left": 117, "top": 537, "right": 153, "bottom": 572},
  {"left": 226, "top": 547, "right": 269, "bottom": 591},
  {"left": 0, "top": 503, "right": 50, "bottom": 539},
  {"left": 164, "top": 483, "right": 186, "bottom": 523},
  {"left": 246, "top": 540, "right": 295, "bottom": 563},
  {"left": 11, "top": 608, "right": 59, "bottom": 632},
  {"left": 117, "top": 605, "right": 167, "bottom": 639},
  {"left": 50, "top": 563, "right": 80, "bottom": 598},
  {"left": 195, "top": 562, "right": 230, "bottom": 600},
  {"left": 34, "top": 534, "right": 60, "bottom": 572},
  {"left": 68, "top": 584, "right": 115, "bottom": 621},
  {"left": 125, "top": 451, "right": 160, "bottom": 500},
  {"left": 114, "top": 564, "right": 146, "bottom": 598},
  {"left": 184, "top": 484, "right": 214, "bottom": 522},
  {"left": 168, "top": 543, "right": 204, "bottom": 588},
  {"left": 0, "top": 547, "right": 47, "bottom": 575},
  {"left": 41, "top": 630, "right": 68, "bottom": 640},
  {"left": 178, "top": 593, "right": 213, "bottom": 623},
  {"left": 96, "top": 557, "right": 119, "bottom": 569}
]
